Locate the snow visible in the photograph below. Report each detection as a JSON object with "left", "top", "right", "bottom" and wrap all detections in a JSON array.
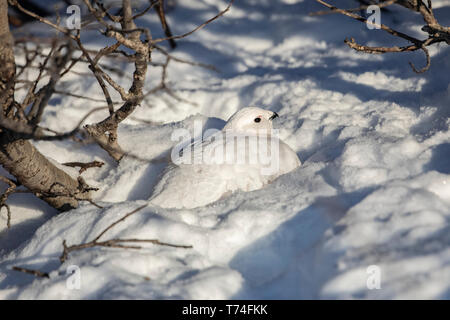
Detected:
[{"left": 0, "top": 0, "right": 449, "bottom": 299}]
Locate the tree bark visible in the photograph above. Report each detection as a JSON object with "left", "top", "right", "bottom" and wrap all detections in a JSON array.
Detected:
[
  {"left": 0, "top": 0, "right": 85, "bottom": 211},
  {"left": 0, "top": 134, "right": 81, "bottom": 211}
]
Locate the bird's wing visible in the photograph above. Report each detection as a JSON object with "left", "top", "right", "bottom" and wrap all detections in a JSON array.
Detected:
[
  {"left": 149, "top": 163, "right": 229, "bottom": 209},
  {"left": 172, "top": 131, "right": 221, "bottom": 166}
]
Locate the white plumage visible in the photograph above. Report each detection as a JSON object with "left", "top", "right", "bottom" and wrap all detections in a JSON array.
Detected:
[{"left": 149, "top": 107, "right": 301, "bottom": 209}]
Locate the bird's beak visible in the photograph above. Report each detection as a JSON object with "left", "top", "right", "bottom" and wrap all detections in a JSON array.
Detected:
[{"left": 269, "top": 112, "right": 279, "bottom": 121}]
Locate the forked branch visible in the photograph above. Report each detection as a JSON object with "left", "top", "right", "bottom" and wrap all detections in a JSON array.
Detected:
[
  {"left": 60, "top": 204, "right": 192, "bottom": 263},
  {"left": 314, "top": 0, "right": 449, "bottom": 72}
]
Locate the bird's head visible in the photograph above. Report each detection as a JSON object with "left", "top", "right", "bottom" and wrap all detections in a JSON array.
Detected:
[{"left": 222, "top": 107, "right": 279, "bottom": 135}]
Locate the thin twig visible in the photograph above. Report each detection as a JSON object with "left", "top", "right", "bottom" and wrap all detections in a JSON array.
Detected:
[
  {"left": 315, "top": 0, "right": 421, "bottom": 44},
  {"left": 313, "top": 0, "right": 447, "bottom": 72},
  {"left": 310, "top": 0, "right": 397, "bottom": 16},
  {"left": 60, "top": 204, "right": 192, "bottom": 263},
  {"left": 12, "top": 266, "right": 49, "bottom": 278},
  {"left": 152, "top": 0, "right": 235, "bottom": 44},
  {"left": 9, "top": 0, "right": 77, "bottom": 41},
  {"left": 53, "top": 90, "right": 122, "bottom": 104},
  {"left": 0, "top": 176, "right": 18, "bottom": 229},
  {"left": 94, "top": 204, "right": 149, "bottom": 242},
  {"left": 62, "top": 160, "right": 105, "bottom": 174},
  {"left": 153, "top": 0, "right": 177, "bottom": 48}
]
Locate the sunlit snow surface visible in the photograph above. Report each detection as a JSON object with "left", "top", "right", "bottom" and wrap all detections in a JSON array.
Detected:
[{"left": 0, "top": 0, "right": 449, "bottom": 299}]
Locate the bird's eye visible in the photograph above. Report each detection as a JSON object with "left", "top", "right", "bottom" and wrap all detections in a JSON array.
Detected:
[{"left": 254, "top": 117, "right": 261, "bottom": 123}]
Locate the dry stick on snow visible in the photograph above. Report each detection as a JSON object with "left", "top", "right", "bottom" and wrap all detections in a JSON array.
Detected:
[
  {"left": 60, "top": 204, "right": 193, "bottom": 263},
  {"left": 36, "top": 179, "right": 103, "bottom": 209},
  {"left": 62, "top": 160, "right": 105, "bottom": 174},
  {"left": 310, "top": 0, "right": 397, "bottom": 16},
  {"left": 12, "top": 266, "right": 50, "bottom": 278},
  {"left": 314, "top": 0, "right": 449, "bottom": 73}
]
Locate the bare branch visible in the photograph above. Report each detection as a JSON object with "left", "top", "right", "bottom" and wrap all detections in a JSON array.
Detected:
[
  {"left": 315, "top": 0, "right": 422, "bottom": 44},
  {"left": 63, "top": 160, "right": 105, "bottom": 174},
  {"left": 152, "top": 0, "right": 235, "bottom": 44},
  {"left": 0, "top": 175, "right": 17, "bottom": 228},
  {"left": 313, "top": 0, "right": 449, "bottom": 72},
  {"left": 74, "top": 32, "right": 117, "bottom": 114},
  {"left": 29, "top": 42, "right": 73, "bottom": 125},
  {"left": 154, "top": 44, "right": 219, "bottom": 72},
  {"left": 94, "top": 204, "right": 148, "bottom": 242},
  {"left": 153, "top": 0, "right": 177, "bottom": 48},
  {"left": 409, "top": 45, "right": 431, "bottom": 73},
  {"left": 310, "top": 0, "right": 397, "bottom": 16},
  {"left": 60, "top": 204, "right": 192, "bottom": 263},
  {"left": 8, "top": 0, "right": 76, "bottom": 41},
  {"left": 12, "top": 266, "right": 49, "bottom": 278}
]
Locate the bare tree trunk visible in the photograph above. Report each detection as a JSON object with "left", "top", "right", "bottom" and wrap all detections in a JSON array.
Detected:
[
  {"left": 0, "top": 0, "right": 15, "bottom": 111},
  {"left": 0, "top": 136, "right": 81, "bottom": 210},
  {"left": 0, "top": 0, "right": 84, "bottom": 211}
]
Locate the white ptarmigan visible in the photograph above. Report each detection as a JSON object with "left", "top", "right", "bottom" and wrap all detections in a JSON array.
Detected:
[{"left": 149, "top": 107, "right": 301, "bottom": 209}]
